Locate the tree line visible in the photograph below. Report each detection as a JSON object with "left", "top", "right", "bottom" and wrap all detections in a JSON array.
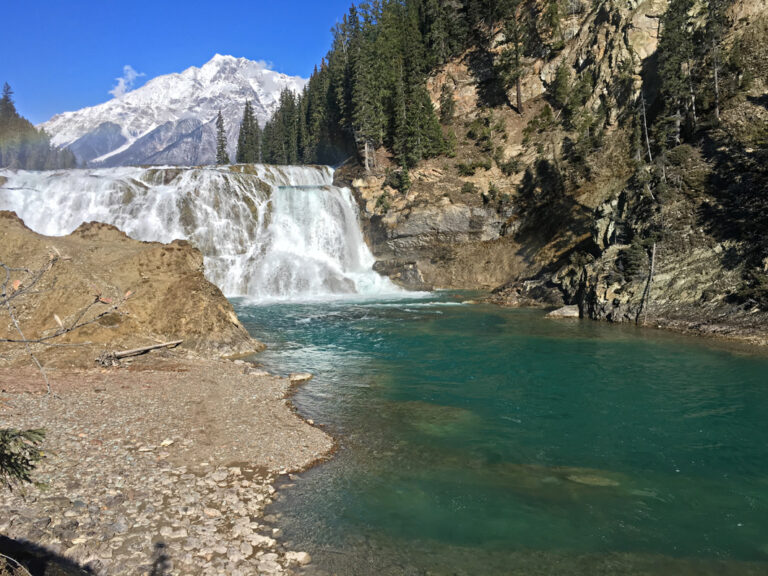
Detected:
[
  {"left": 214, "top": 0, "right": 744, "bottom": 179},
  {"left": 252, "top": 0, "right": 602, "bottom": 171},
  {"left": 0, "top": 83, "right": 77, "bottom": 170}
]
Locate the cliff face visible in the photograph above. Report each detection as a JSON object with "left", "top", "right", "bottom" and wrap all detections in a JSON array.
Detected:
[
  {"left": 343, "top": 0, "right": 768, "bottom": 341},
  {"left": 0, "top": 211, "right": 262, "bottom": 368}
]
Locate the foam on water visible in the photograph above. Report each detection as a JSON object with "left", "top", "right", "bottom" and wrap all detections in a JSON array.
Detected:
[{"left": 0, "top": 165, "right": 403, "bottom": 300}]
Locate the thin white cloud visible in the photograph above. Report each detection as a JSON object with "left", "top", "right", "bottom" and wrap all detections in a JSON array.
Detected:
[{"left": 109, "top": 65, "right": 145, "bottom": 99}]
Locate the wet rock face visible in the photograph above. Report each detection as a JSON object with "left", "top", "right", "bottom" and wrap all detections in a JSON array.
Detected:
[{"left": 373, "top": 260, "right": 431, "bottom": 291}]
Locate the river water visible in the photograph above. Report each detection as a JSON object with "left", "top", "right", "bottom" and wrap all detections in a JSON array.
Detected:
[{"left": 235, "top": 294, "right": 768, "bottom": 575}]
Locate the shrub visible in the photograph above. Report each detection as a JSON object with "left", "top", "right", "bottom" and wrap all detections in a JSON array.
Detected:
[
  {"left": 461, "top": 182, "right": 478, "bottom": 194},
  {"left": 384, "top": 168, "right": 411, "bottom": 193},
  {"left": 457, "top": 163, "right": 476, "bottom": 176},
  {"left": 375, "top": 192, "right": 391, "bottom": 214},
  {"left": 1, "top": 428, "right": 45, "bottom": 490},
  {"left": 618, "top": 241, "right": 647, "bottom": 281},
  {"left": 500, "top": 157, "right": 522, "bottom": 176}
]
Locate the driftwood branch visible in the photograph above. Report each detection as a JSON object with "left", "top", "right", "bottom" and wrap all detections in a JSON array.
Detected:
[
  {"left": 115, "top": 340, "right": 183, "bottom": 359},
  {"left": 96, "top": 341, "right": 183, "bottom": 367},
  {"left": 1, "top": 259, "right": 57, "bottom": 394}
]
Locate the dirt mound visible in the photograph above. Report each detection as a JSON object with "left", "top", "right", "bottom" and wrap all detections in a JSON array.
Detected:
[{"left": 0, "top": 211, "right": 262, "bottom": 367}]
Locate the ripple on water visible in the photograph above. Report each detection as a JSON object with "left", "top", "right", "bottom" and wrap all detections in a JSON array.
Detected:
[{"left": 236, "top": 294, "right": 768, "bottom": 576}]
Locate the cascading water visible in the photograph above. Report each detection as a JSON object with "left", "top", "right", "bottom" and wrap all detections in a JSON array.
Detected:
[{"left": 0, "top": 165, "right": 401, "bottom": 300}]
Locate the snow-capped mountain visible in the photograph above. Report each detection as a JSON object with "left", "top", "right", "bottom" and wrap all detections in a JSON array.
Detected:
[{"left": 40, "top": 55, "right": 307, "bottom": 167}]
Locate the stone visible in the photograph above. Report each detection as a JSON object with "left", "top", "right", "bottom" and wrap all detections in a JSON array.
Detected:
[
  {"left": 285, "top": 551, "right": 312, "bottom": 566},
  {"left": 250, "top": 534, "right": 277, "bottom": 548},
  {"left": 289, "top": 373, "right": 313, "bottom": 383},
  {"left": 211, "top": 469, "right": 229, "bottom": 482},
  {"left": 203, "top": 508, "right": 222, "bottom": 518},
  {"left": 545, "top": 305, "right": 580, "bottom": 319}
]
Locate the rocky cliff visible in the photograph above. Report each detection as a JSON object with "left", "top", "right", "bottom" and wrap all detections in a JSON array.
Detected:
[{"left": 340, "top": 0, "right": 768, "bottom": 343}]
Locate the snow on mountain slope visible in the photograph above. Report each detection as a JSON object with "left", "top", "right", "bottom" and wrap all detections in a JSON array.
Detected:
[{"left": 40, "top": 55, "right": 306, "bottom": 166}]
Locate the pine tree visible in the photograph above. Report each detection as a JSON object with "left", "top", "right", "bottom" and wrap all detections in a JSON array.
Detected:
[
  {"left": 706, "top": 0, "right": 731, "bottom": 122},
  {"left": 658, "top": 0, "right": 697, "bottom": 146},
  {"left": 0, "top": 83, "right": 79, "bottom": 170},
  {"left": 439, "top": 83, "right": 456, "bottom": 124},
  {"left": 236, "top": 101, "right": 261, "bottom": 164},
  {"left": 498, "top": 0, "right": 528, "bottom": 114},
  {"left": 0, "top": 83, "right": 17, "bottom": 126},
  {"left": 215, "top": 111, "right": 229, "bottom": 165}
]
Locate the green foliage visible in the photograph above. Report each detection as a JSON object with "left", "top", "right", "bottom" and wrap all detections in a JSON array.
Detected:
[
  {"left": 729, "top": 270, "right": 768, "bottom": 309},
  {"left": 439, "top": 83, "right": 456, "bottom": 124},
  {"left": 550, "top": 63, "right": 571, "bottom": 110},
  {"left": 263, "top": 90, "right": 301, "bottom": 164},
  {"left": 0, "top": 83, "right": 77, "bottom": 170},
  {"left": 467, "top": 116, "right": 493, "bottom": 152},
  {"left": 444, "top": 129, "right": 458, "bottom": 157},
  {"left": 461, "top": 181, "right": 478, "bottom": 194},
  {"left": 261, "top": 0, "right": 461, "bottom": 168},
  {"left": 496, "top": 0, "right": 529, "bottom": 112},
  {"left": 0, "top": 428, "right": 45, "bottom": 490},
  {"left": 499, "top": 157, "right": 522, "bottom": 176},
  {"left": 215, "top": 111, "right": 230, "bottom": 165},
  {"left": 236, "top": 100, "right": 261, "bottom": 164},
  {"left": 523, "top": 106, "right": 556, "bottom": 144},
  {"left": 384, "top": 168, "right": 411, "bottom": 193},
  {"left": 618, "top": 241, "right": 648, "bottom": 281},
  {"left": 456, "top": 157, "right": 492, "bottom": 176},
  {"left": 375, "top": 191, "right": 392, "bottom": 214},
  {"left": 457, "top": 162, "right": 476, "bottom": 176},
  {"left": 482, "top": 181, "right": 512, "bottom": 211}
]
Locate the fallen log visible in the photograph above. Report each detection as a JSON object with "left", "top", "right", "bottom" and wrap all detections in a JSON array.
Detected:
[
  {"left": 114, "top": 340, "right": 183, "bottom": 359},
  {"left": 96, "top": 340, "right": 183, "bottom": 367}
]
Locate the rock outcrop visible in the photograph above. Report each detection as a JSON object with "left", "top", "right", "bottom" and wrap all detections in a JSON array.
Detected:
[{"left": 341, "top": 0, "right": 768, "bottom": 344}]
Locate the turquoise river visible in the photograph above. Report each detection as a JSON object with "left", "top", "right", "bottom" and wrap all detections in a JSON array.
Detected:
[{"left": 234, "top": 293, "right": 768, "bottom": 576}]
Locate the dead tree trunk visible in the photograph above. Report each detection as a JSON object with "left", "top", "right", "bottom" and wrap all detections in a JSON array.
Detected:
[
  {"left": 641, "top": 92, "right": 653, "bottom": 164},
  {"left": 637, "top": 243, "right": 657, "bottom": 326}
]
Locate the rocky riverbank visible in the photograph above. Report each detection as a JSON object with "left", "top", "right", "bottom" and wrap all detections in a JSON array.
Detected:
[{"left": 0, "top": 354, "right": 333, "bottom": 575}]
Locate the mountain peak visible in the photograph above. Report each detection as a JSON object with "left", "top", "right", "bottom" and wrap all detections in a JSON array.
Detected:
[{"left": 40, "top": 56, "right": 307, "bottom": 167}]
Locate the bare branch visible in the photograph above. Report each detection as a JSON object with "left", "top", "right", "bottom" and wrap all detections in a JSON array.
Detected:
[{"left": 1, "top": 255, "right": 131, "bottom": 394}]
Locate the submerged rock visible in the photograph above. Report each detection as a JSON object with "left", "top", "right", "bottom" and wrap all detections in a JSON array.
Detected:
[
  {"left": 285, "top": 550, "right": 312, "bottom": 565},
  {"left": 566, "top": 474, "right": 620, "bottom": 487},
  {"left": 546, "top": 305, "right": 580, "bottom": 319}
]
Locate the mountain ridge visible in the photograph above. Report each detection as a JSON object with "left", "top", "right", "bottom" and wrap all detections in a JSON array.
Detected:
[{"left": 40, "top": 54, "right": 307, "bottom": 166}]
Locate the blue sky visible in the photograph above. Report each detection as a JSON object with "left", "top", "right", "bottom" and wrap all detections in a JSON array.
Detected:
[{"left": 3, "top": 0, "right": 353, "bottom": 124}]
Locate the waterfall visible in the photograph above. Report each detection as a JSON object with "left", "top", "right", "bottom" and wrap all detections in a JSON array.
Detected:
[{"left": 0, "top": 165, "right": 401, "bottom": 300}]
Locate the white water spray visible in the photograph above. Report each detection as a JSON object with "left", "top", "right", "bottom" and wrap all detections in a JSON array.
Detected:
[{"left": 0, "top": 165, "right": 401, "bottom": 300}]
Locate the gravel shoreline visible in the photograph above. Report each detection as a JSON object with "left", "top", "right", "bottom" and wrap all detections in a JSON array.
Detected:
[{"left": 0, "top": 353, "right": 333, "bottom": 575}]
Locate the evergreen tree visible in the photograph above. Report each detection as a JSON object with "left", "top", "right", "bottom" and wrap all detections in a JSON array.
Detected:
[
  {"left": 705, "top": 0, "right": 731, "bottom": 122},
  {"left": 439, "top": 83, "right": 456, "bottom": 124},
  {"left": 215, "top": 110, "right": 230, "bottom": 165},
  {"left": 497, "top": 0, "right": 528, "bottom": 114},
  {"left": 657, "top": 0, "right": 697, "bottom": 146},
  {"left": 236, "top": 100, "right": 261, "bottom": 164},
  {"left": 0, "top": 83, "right": 77, "bottom": 170}
]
